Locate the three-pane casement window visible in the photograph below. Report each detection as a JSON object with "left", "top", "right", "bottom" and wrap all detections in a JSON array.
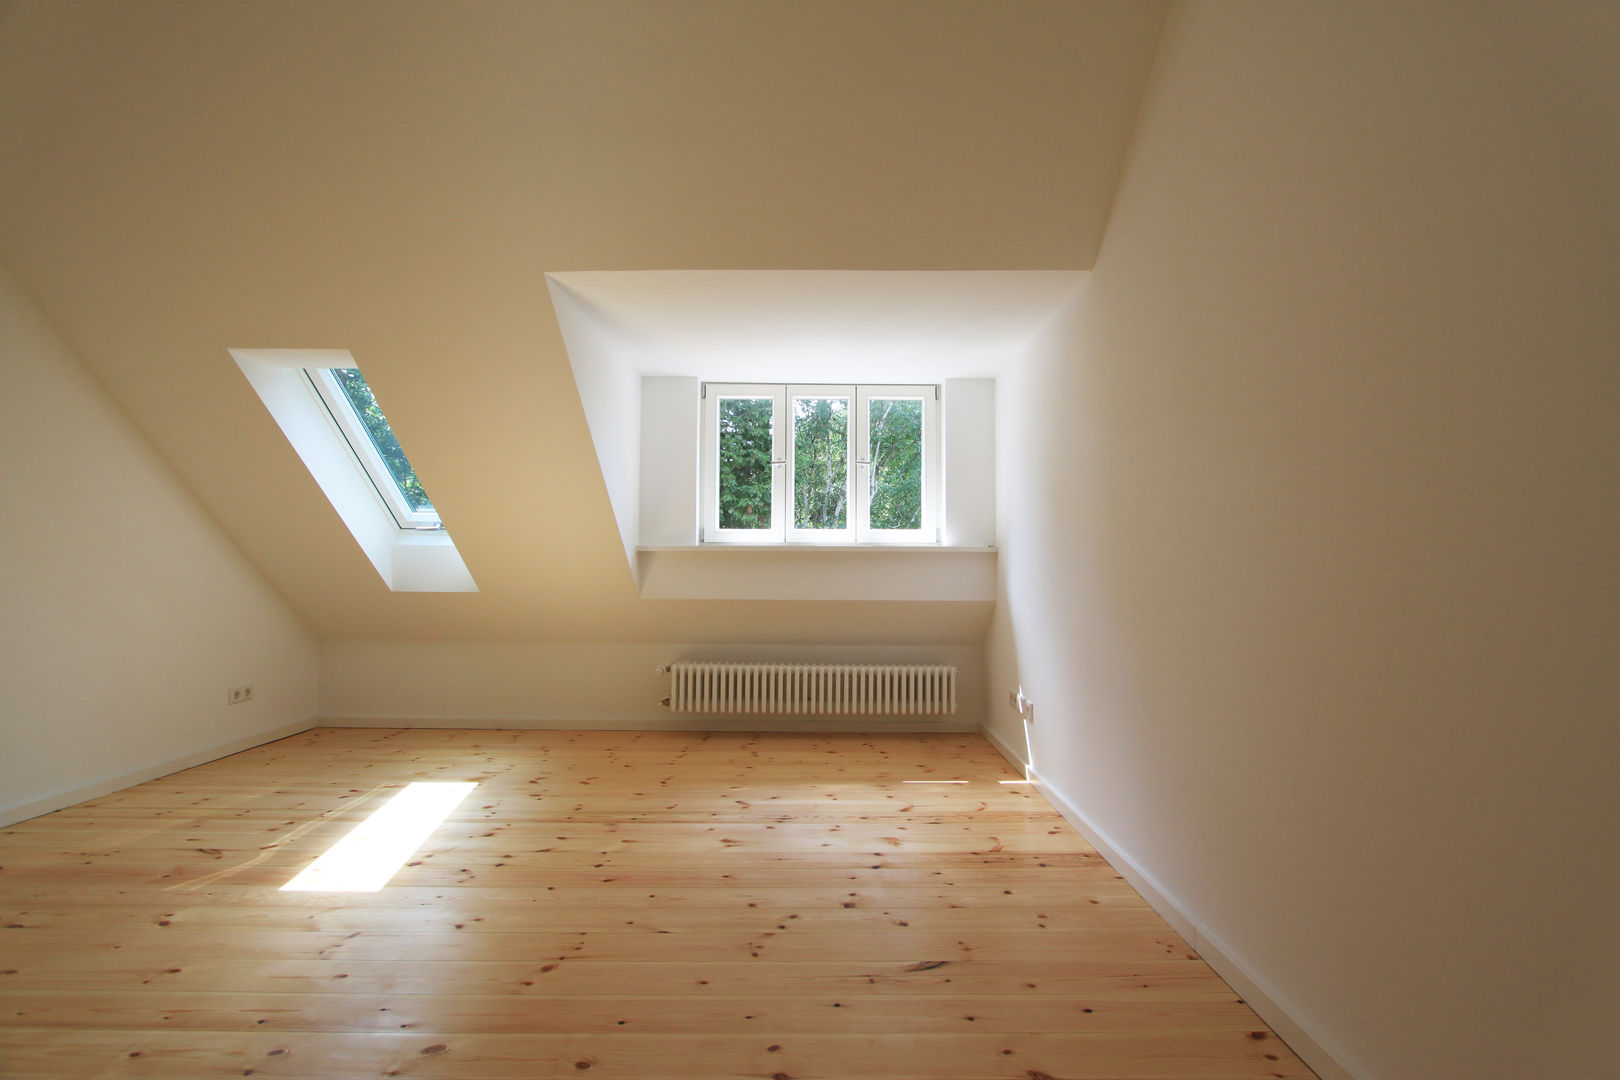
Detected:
[
  {"left": 701, "top": 383, "right": 938, "bottom": 544},
  {"left": 305, "top": 366, "right": 442, "bottom": 530}
]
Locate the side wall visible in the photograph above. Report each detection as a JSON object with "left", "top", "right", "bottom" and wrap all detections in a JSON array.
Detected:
[
  {"left": 640, "top": 376, "right": 701, "bottom": 547},
  {"left": 988, "top": 4, "right": 1619, "bottom": 1078},
  {"left": 548, "top": 277, "right": 642, "bottom": 581},
  {"left": 0, "top": 264, "right": 319, "bottom": 825},
  {"left": 943, "top": 378, "right": 996, "bottom": 547}
]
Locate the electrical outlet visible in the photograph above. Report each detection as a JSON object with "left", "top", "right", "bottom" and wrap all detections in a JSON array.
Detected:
[{"left": 228, "top": 686, "right": 253, "bottom": 705}]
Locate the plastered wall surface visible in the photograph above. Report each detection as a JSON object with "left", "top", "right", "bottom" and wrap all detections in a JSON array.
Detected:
[
  {"left": 319, "top": 640, "right": 985, "bottom": 731},
  {"left": 0, "top": 264, "right": 319, "bottom": 823},
  {"left": 988, "top": 3, "right": 1619, "bottom": 1077},
  {"left": 942, "top": 379, "right": 996, "bottom": 547},
  {"left": 639, "top": 377, "right": 701, "bottom": 547},
  {"left": 550, "top": 278, "right": 642, "bottom": 580}
]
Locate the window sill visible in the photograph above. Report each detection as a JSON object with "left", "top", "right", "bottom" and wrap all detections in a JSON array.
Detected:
[
  {"left": 639, "top": 544, "right": 995, "bottom": 553},
  {"left": 635, "top": 545, "right": 996, "bottom": 602}
]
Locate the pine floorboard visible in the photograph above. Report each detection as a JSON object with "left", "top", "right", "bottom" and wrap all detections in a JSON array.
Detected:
[{"left": 0, "top": 728, "right": 1315, "bottom": 1079}]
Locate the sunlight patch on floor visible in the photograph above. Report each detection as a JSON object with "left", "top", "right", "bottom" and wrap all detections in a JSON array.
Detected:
[{"left": 281, "top": 781, "right": 476, "bottom": 892}]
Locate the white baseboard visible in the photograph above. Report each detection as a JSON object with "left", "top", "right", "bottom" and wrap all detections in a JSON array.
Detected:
[
  {"left": 981, "top": 721, "right": 1032, "bottom": 778},
  {"left": 0, "top": 717, "right": 318, "bottom": 827},
  {"left": 978, "top": 723, "right": 1359, "bottom": 1080},
  {"left": 319, "top": 715, "right": 983, "bottom": 734}
]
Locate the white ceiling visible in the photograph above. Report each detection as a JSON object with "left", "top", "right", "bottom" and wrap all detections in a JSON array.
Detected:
[{"left": 548, "top": 271, "right": 1088, "bottom": 383}]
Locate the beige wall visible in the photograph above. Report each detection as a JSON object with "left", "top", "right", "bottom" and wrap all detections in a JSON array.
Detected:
[
  {"left": 0, "top": 264, "right": 319, "bottom": 824},
  {"left": 320, "top": 641, "right": 985, "bottom": 731},
  {"left": 988, "top": 3, "right": 1619, "bottom": 1077}
]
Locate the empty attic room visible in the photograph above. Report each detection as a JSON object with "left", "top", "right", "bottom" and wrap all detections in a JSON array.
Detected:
[{"left": 1, "top": 3, "right": 1615, "bottom": 1080}]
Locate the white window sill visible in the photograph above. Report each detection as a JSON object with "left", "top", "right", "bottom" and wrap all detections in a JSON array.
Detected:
[
  {"left": 639, "top": 544, "right": 995, "bottom": 553},
  {"left": 635, "top": 545, "right": 996, "bottom": 602}
]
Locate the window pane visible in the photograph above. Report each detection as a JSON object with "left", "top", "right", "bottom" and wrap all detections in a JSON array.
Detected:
[
  {"left": 718, "top": 397, "right": 775, "bottom": 530},
  {"left": 794, "top": 396, "right": 848, "bottom": 530},
  {"left": 868, "top": 398, "right": 923, "bottom": 530},
  {"left": 331, "top": 368, "right": 435, "bottom": 513}
]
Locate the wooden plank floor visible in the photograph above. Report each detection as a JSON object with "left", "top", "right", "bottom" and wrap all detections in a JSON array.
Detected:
[{"left": 0, "top": 729, "right": 1314, "bottom": 1079}]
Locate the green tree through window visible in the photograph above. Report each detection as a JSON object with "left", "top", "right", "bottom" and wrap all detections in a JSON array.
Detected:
[
  {"left": 867, "top": 398, "right": 922, "bottom": 530},
  {"left": 707, "top": 384, "right": 934, "bottom": 541},
  {"left": 331, "top": 368, "right": 434, "bottom": 513},
  {"left": 717, "top": 397, "right": 774, "bottom": 529},
  {"left": 794, "top": 396, "right": 848, "bottom": 530}
]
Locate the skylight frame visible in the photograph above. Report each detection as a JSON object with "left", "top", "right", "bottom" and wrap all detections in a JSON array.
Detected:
[{"left": 304, "top": 367, "right": 442, "bottom": 531}]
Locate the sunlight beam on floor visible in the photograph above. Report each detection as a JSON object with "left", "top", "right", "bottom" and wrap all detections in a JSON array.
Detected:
[{"left": 280, "top": 781, "right": 476, "bottom": 892}]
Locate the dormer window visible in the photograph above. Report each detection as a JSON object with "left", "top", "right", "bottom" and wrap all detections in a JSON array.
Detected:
[
  {"left": 305, "top": 367, "right": 440, "bottom": 531},
  {"left": 700, "top": 383, "right": 939, "bottom": 544}
]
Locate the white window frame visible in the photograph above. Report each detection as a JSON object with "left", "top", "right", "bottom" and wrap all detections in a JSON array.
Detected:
[
  {"left": 304, "top": 367, "right": 442, "bottom": 531},
  {"left": 786, "top": 384, "right": 856, "bottom": 543},
  {"left": 855, "top": 384, "right": 939, "bottom": 544},
  {"left": 701, "top": 382, "right": 939, "bottom": 545},
  {"left": 701, "top": 383, "right": 786, "bottom": 543}
]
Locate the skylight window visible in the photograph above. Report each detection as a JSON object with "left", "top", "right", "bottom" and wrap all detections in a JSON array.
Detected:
[
  {"left": 306, "top": 367, "right": 440, "bottom": 530},
  {"left": 231, "top": 347, "right": 476, "bottom": 592}
]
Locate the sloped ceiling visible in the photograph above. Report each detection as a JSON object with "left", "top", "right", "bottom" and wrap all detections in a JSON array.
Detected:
[{"left": 0, "top": 0, "right": 1166, "bottom": 644}]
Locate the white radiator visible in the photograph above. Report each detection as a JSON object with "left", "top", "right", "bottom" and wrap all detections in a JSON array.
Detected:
[{"left": 665, "top": 662, "right": 957, "bottom": 716}]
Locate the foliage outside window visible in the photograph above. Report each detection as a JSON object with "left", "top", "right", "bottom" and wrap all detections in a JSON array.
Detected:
[
  {"left": 793, "top": 395, "right": 848, "bottom": 531},
  {"left": 866, "top": 398, "right": 923, "bottom": 530},
  {"left": 703, "top": 383, "right": 937, "bottom": 544},
  {"left": 717, "top": 397, "right": 774, "bottom": 530},
  {"left": 331, "top": 369, "right": 435, "bottom": 514},
  {"left": 306, "top": 366, "right": 441, "bottom": 530}
]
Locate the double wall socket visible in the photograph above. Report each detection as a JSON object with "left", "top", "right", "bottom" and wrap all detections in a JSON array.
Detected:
[
  {"left": 228, "top": 686, "right": 254, "bottom": 705},
  {"left": 1009, "top": 687, "right": 1034, "bottom": 722}
]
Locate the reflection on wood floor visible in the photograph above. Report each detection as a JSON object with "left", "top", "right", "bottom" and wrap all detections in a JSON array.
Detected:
[{"left": 0, "top": 728, "right": 1315, "bottom": 1078}]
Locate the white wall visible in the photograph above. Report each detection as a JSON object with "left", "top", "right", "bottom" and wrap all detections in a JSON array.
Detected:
[
  {"left": 0, "top": 264, "right": 318, "bottom": 825},
  {"left": 943, "top": 378, "right": 995, "bottom": 547},
  {"left": 548, "top": 277, "right": 642, "bottom": 579},
  {"left": 639, "top": 376, "right": 701, "bottom": 546},
  {"left": 637, "top": 548, "right": 994, "bottom": 602},
  {"left": 988, "top": 3, "right": 1619, "bottom": 1078},
  {"left": 320, "top": 641, "right": 984, "bottom": 731}
]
